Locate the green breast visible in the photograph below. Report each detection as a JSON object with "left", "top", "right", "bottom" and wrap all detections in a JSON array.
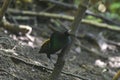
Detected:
[
  {"left": 50, "top": 32, "right": 70, "bottom": 53},
  {"left": 39, "top": 31, "right": 71, "bottom": 55}
]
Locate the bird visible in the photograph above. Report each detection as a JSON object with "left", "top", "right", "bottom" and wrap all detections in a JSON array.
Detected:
[{"left": 39, "top": 31, "right": 71, "bottom": 60}]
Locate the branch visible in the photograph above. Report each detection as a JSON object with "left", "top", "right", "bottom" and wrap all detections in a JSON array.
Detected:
[
  {"left": 0, "top": 0, "right": 12, "bottom": 21},
  {"left": 0, "top": 0, "right": 33, "bottom": 37},
  {"left": 0, "top": 48, "right": 89, "bottom": 80},
  {"left": 7, "top": 8, "right": 120, "bottom": 32},
  {"left": 1, "top": 17, "right": 32, "bottom": 35},
  {"left": 112, "top": 70, "right": 120, "bottom": 80},
  {"left": 50, "top": 0, "right": 89, "bottom": 80},
  {"left": 39, "top": 0, "right": 77, "bottom": 10},
  {"left": 39, "top": 0, "right": 120, "bottom": 26},
  {"left": 0, "top": 1, "right": 32, "bottom": 36},
  {"left": 79, "top": 44, "right": 108, "bottom": 60}
]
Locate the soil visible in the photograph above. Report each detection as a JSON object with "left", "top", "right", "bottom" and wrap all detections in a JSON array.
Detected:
[{"left": 0, "top": 21, "right": 120, "bottom": 80}]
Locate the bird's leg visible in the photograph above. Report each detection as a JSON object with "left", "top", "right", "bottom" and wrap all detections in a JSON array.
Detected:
[
  {"left": 47, "top": 54, "right": 55, "bottom": 65},
  {"left": 47, "top": 53, "right": 51, "bottom": 60}
]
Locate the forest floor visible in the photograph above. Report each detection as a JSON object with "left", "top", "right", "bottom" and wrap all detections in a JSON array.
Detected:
[{"left": 0, "top": 20, "right": 120, "bottom": 80}]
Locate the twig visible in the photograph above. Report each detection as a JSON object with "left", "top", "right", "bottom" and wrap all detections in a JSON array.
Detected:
[
  {"left": 39, "top": 0, "right": 120, "bottom": 26},
  {"left": 0, "top": 0, "right": 12, "bottom": 21},
  {"left": 112, "top": 70, "right": 120, "bottom": 80},
  {"left": 39, "top": 0, "right": 77, "bottom": 10},
  {"left": 105, "top": 39, "right": 120, "bottom": 47},
  {"left": 50, "top": 0, "right": 89, "bottom": 80},
  {"left": 0, "top": 17, "right": 32, "bottom": 36},
  {"left": 79, "top": 44, "right": 108, "bottom": 60},
  {"left": 7, "top": 8, "right": 120, "bottom": 32},
  {"left": 0, "top": 68, "right": 26, "bottom": 80},
  {"left": 61, "top": 71, "right": 90, "bottom": 80},
  {"left": 85, "top": 10, "right": 120, "bottom": 26},
  {"left": 0, "top": 48, "right": 89, "bottom": 80},
  {"left": 0, "top": 1, "right": 32, "bottom": 36}
]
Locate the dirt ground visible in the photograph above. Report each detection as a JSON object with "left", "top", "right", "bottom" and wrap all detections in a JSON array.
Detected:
[{"left": 0, "top": 20, "right": 120, "bottom": 80}]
